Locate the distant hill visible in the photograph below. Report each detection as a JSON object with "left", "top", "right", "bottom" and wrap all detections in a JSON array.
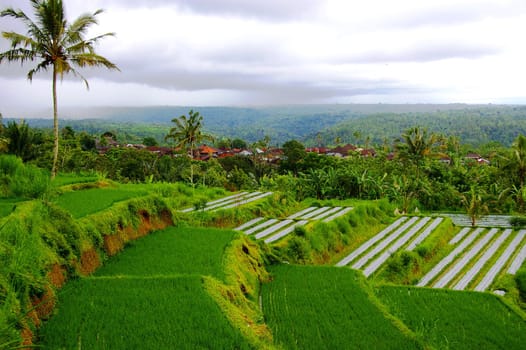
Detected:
[{"left": 6, "top": 104, "right": 526, "bottom": 146}]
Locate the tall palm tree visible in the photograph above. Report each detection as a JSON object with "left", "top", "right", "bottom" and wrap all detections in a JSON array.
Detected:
[
  {"left": 165, "top": 110, "right": 213, "bottom": 186},
  {"left": 0, "top": 0, "right": 119, "bottom": 178},
  {"left": 165, "top": 110, "right": 213, "bottom": 158}
]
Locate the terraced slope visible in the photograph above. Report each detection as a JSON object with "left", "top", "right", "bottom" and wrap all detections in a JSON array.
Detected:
[
  {"left": 38, "top": 227, "right": 252, "bottom": 349},
  {"left": 336, "top": 216, "right": 444, "bottom": 277},
  {"left": 235, "top": 206, "right": 353, "bottom": 244},
  {"left": 337, "top": 214, "right": 526, "bottom": 292},
  {"left": 262, "top": 265, "right": 423, "bottom": 350},
  {"left": 418, "top": 228, "right": 526, "bottom": 292},
  {"left": 376, "top": 286, "right": 526, "bottom": 350}
]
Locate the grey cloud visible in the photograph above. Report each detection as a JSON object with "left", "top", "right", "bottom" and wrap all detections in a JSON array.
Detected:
[
  {"left": 344, "top": 42, "right": 500, "bottom": 64},
  {"left": 385, "top": 2, "right": 526, "bottom": 29},
  {"left": 103, "top": 0, "right": 323, "bottom": 20}
]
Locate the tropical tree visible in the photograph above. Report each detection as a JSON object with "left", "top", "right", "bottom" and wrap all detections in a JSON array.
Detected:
[
  {"left": 281, "top": 139, "right": 307, "bottom": 175},
  {"left": 396, "top": 127, "right": 444, "bottom": 179},
  {"left": 165, "top": 110, "right": 213, "bottom": 158},
  {"left": 462, "top": 186, "right": 489, "bottom": 227},
  {"left": 512, "top": 134, "right": 526, "bottom": 204},
  {"left": 165, "top": 110, "right": 213, "bottom": 186},
  {"left": 0, "top": 0, "right": 119, "bottom": 178},
  {"left": 4, "top": 120, "right": 36, "bottom": 161}
]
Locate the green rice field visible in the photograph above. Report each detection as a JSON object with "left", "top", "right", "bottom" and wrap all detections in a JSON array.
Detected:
[
  {"left": 375, "top": 286, "right": 526, "bottom": 350},
  {"left": 0, "top": 198, "right": 24, "bottom": 217},
  {"left": 262, "top": 265, "right": 422, "bottom": 350},
  {"left": 53, "top": 186, "right": 149, "bottom": 218},
  {"left": 38, "top": 227, "right": 249, "bottom": 349},
  {"left": 39, "top": 276, "right": 250, "bottom": 349},
  {"left": 94, "top": 227, "right": 235, "bottom": 278}
]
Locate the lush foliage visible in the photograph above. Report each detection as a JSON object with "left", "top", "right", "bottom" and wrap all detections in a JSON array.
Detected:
[
  {"left": 376, "top": 286, "right": 526, "bottom": 350},
  {"left": 0, "top": 155, "right": 50, "bottom": 198}
]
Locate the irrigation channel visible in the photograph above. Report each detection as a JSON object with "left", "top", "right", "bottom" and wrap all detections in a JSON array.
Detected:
[{"left": 337, "top": 215, "right": 526, "bottom": 293}]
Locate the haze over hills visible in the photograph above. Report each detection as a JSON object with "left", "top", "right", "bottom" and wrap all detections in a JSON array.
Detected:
[{"left": 4, "top": 104, "right": 526, "bottom": 147}]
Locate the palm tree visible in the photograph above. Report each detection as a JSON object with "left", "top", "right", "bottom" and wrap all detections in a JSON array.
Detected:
[
  {"left": 165, "top": 110, "right": 213, "bottom": 186},
  {"left": 462, "top": 186, "right": 489, "bottom": 227},
  {"left": 0, "top": 0, "right": 119, "bottom": 178},
  {"left": 165, "top": 110, "right": 213, "bottom": 158},
  {"left": 396, "top": 127, "right": 443, "bottom": 179}
]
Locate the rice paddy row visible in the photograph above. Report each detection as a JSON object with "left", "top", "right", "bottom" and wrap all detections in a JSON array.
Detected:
[
  {"left": 418, "top": 227, "right": 526, "bottom": 292},
  {"left": 38, "top": 227, "right": 252, "bottom": 349},
  {"left": 234, "top": 206, "right": 353, "bottom": 243},
  {"left": 262, "top": 265, "right": 526, "bottom": 350},
  {"left": 336, "top": 215, "right": 526, "bottom": 293},
  {"left": 179, "top": 191, "right": 273, "bottom": 212}
]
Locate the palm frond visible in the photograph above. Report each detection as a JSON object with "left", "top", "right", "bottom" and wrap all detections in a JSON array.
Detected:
[
  {"left": 0, "top": 48, "right": 38, "bottom": 64},
  {"left": 27, "top": 60, "right": 51, "bottom": 81}
]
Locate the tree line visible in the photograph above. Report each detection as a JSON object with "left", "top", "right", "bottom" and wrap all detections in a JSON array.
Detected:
[{"left": 3, "top": 108, "right": 526, "bottom": 222}]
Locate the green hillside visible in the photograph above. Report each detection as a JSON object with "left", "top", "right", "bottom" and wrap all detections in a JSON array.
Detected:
[{"left": 12, "top": 104, "right": 526, "bottom": 146}]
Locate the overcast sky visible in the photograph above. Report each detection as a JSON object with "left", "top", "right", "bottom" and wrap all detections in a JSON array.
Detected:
[{"left": 1, "top": 0, "right": 526, "bottom": 115}]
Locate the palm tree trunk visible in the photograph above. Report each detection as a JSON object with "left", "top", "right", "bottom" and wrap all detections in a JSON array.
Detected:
[{"left": 51, "top": 65, "right": 59, "bottom": 179}]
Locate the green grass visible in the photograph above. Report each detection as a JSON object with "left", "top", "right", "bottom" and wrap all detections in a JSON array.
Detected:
[
  {"left": 376, "top": 285, "right": 526, "bottom": 350},
  {"left": 52, "top": 173, "right": 99, "bottom": 187},
  {"left": 53, "top": 186, "right": 149, "bottom": 218},
  {"left": 38, "top": 226, "right": 252, "bottom": 349},
  {"left": 39, "top": 276, "right": 250, "bottom": 349},
  {"left": 262, "top": 265, "right": 422, "bottom": 350},
  {"left": 0, "top": 198, "right": 24, "bottom": 217},
  {"left": 95, "top": 227, "right": 236, "bottom": 279}
]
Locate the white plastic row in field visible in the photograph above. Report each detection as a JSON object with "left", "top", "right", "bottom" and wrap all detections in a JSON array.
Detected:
[
  {"left": 443, "top": 214, "right": 513, "bottom": 228},
  {"left": 336, "top": 216, "right": 444, "bottom": 277},
  {"left": 234, "top": 206, "right": 353, "bottom": 244},
  {"left": 418, "top": 227, "right": 526, "bottom": 292},
  {"left": 179, "top": 191, "right": 273, "bottom": 213}
]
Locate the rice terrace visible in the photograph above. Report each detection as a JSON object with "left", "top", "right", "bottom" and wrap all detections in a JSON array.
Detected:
[{"left": 2, "top": 0, "right": 526, "bottom": 349}]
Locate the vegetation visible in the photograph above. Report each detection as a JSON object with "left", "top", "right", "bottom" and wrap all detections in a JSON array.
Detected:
[
  {"left": 0, "top": 0, "right": 119, "bottom": 177},
  {"left": 2, "top": 102, "right": 526, "bottom": 348},
  {"left": 262, "top": 265, "right": 423, "bottom": 350},
  {"left": 376, "top": 286, "right": 526, "bottom": 350},
  {"left": 38, "top": 227, "right": 258, "bottom": 349},
  {"left": 39, "top": 276, "right": 251, "bottom": 349}
]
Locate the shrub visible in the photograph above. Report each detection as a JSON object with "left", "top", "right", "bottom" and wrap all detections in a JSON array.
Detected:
[
  {"left": 293, "top": 225, "right": 307, "bottom": 237},
  {"left": 516, "top": 268, "right": 526, "bottom": 301},
  {"left": 510, "top": 216, "right": 526, "bottom": 228},
  {"left": 0, "top": 155, "right": 50, "bottom": 199},
  {"left": 287, "top": 236, "right": 311, "bottom": 263}
]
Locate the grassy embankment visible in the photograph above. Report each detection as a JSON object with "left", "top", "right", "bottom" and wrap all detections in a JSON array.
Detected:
[
  {"left": 38, "top": 227, "right": 273, "bottom": 349},
  {"left": 0, "top": 175, "right": 242, "bottom": 348}
]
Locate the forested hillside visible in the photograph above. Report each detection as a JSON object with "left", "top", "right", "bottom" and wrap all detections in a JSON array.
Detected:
[{"left": 9, "top": 104, "right": 526, "bottom": 147}]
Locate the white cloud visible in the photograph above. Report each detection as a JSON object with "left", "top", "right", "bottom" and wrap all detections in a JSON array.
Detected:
[{"left": 1, "top": 0, "right": 526, "bottom": 113}]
